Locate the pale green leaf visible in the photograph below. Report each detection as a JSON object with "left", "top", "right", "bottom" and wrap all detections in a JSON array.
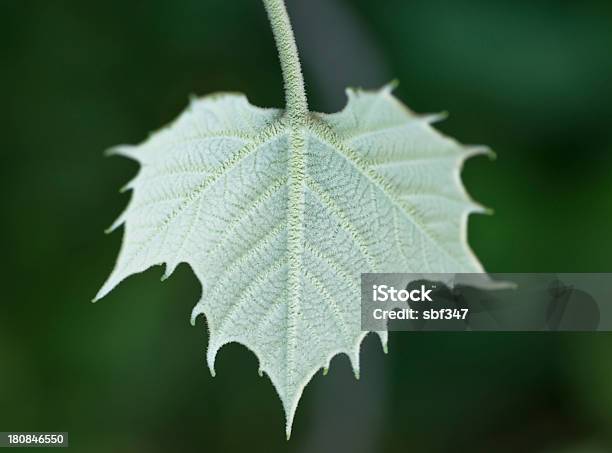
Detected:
[{"left": 96, "top": 85, "right": 489, "bottom": 437}]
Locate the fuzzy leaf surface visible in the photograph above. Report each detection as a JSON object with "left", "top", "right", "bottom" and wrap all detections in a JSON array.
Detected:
[{"left": 96, "top": 86, "right": 487, "bottom": 436}]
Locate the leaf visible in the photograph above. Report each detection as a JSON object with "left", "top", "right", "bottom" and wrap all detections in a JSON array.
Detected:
[{"left": 95, "top": 85, "right": 489, "bottom": 437}]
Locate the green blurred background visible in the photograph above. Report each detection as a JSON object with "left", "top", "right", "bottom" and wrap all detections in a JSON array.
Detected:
[{"left": 1, "top": 0, "right": 611, "bottom": 451}]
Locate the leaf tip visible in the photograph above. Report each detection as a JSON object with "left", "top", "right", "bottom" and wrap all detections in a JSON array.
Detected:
[
  {"left": 105, "top": 212, "right": 127, "bottom": 234},
  {"left": 465, "top": 145, "right": 496, "bottom": 161},
  {"left": 384, "top": 79, "right": 400, "bottom": 93},
  {"left": 91, "top": 288, "right": 106, "bottom": 304},
  {"left": 206, "top": 344, "right": 219, "bottom": 378},
  {"left": 207, "top": 360, "right": 217, "bottom": 378},
  {"left": 190, "top": 302, "right": 205, "bottom": 326},
  {"left": 466, "top": 199, "right": 493, "bottom": 215},
  {"left": 104, "top": 224, "right": 118, "bottom": 234},
  {"left": 119, "top": 179, "right": 135, "bottom": 193},
  {"left": 282, "top": 389, "right": 300, "bottom": 442},
  {"left": 106, "top": 145, "right": 140, "bottom": 161},
  {"left": 161, "top": 263, "right": 176, "bottom": 282},
  {"left": 104, "top": 146, "right": 123, "bottom": 157},
  {"left": 424, "top": 111, "right": 448, "bottom": 124}
]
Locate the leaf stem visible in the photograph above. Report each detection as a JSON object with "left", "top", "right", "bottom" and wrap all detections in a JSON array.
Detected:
[{"left": 262, "top": 0, "right": 308, "bottom": 121}]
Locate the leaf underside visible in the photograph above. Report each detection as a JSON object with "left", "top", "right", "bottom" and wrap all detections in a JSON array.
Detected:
[{"left": 96, "top": 85, "right": 488, "bottom": 437}]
